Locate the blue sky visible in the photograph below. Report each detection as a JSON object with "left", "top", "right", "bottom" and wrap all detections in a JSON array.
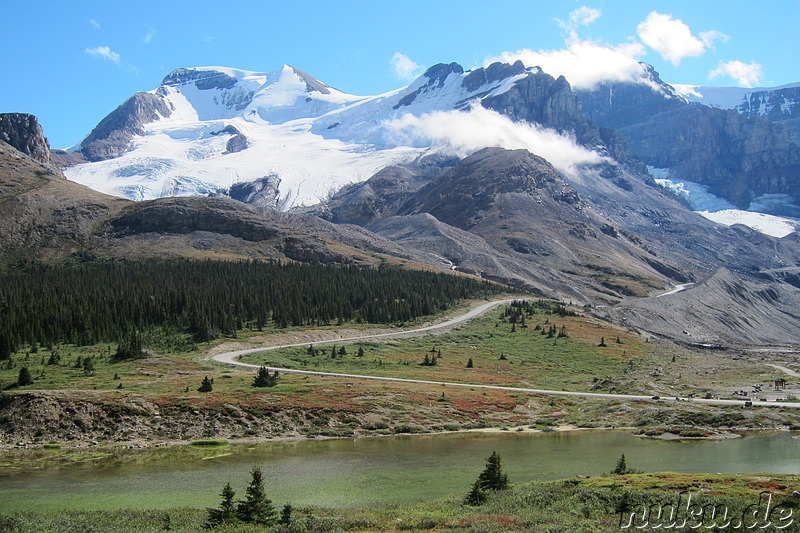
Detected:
[{"left": 3, "top": 0, "right": 798, "bottom": 149}]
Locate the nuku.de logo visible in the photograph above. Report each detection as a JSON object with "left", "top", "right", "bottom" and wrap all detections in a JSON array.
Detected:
[{"left": 619, "top": 490, "right": 794, "bottom": 530}]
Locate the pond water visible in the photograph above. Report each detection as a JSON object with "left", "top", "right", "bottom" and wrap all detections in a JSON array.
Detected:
[{"left": 2, "top": 430, "right": 800, "bottom": 512}]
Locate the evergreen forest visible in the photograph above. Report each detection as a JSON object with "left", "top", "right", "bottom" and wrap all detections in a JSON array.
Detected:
[{"left": 0, "top": 259, "right": 505, "bottom": 357}]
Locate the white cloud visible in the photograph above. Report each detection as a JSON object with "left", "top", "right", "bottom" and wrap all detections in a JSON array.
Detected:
[
  {"left": 636, "top": 12, "right": 726, "bottom": 66},
  {"left": 384, "top": 105, "right": 605, "bottom": 176},
  {"left": 486, "top": 38, "right": 649, "bottom": 90},
  {"left": 699, "top": 30, "right": 728, "bottom": 48},
  {"left": 709, "top": 60, "right": 763, "bottom": 87},
  {"left": 84, "top": 46, "right": 121, "bottom": 64},
  {"left": 141, "top": 25, "right": 156, "bottom": 44},
  {"left": 390, "top": 52, "right": 425, "bottom": 81},
  {"left": 89, "top": 19, "right": 100, "bottom": 29},
  {"left": 569, "top": 6, "right": 601, "bottom": 27}
]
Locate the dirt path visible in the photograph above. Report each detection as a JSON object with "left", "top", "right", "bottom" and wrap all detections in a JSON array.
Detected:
[
  {"left": 211, "top": 299, "right": 800, "bottom": 409},
  {"left": 766, "top": 364, "right": 800, "bottom": 378},
  {"left": 656, "top": 283, "right": 695, "bottom": 298}
]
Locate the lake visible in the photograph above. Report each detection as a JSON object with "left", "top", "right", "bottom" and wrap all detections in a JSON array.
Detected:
[{"left": 2, "top": 430, "right": 800, "bottom": 512}]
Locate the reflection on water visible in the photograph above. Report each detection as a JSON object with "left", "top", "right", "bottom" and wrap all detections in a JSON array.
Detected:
[{"left": 2, "top": 430, "right": 799, "bottom": 511}]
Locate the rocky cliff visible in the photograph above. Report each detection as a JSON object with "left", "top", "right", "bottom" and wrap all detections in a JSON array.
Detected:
[
  {"left": 0, "top": 113, "right": 52, "bottom": 166},
  {"left": 578, "top": 74, "right": 800, "bottom": 211}
]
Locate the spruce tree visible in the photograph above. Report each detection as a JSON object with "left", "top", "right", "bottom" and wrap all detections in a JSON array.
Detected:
[
  {"left": 466, "top": 358, "right": 473, "bottom": 368},
  {"left": 612, "top": 454, "right": 628, "bottom": 475},
  {"left": 17, "top": 366, "right": 33, "bottom": 387},
  {"left": 237, "top": 467, "right": 276, "bottom": 525},
  {"left": 476, "top": 451, "right": 509, "bottom": 491},
  {"left": 253, "top": 366, "right": 277, "bottom": 387},
  {"left": 357, "top": 346, "right": 365, "bottom": 357},
  {"left": 464, "top": 479, "right": 487, "bottom": 506},
  {"left": 198, "top": 376, "right": 213, "bottom": 393},
  {"left": 205, "top": 482, "right": 237, "bottom": 528}
]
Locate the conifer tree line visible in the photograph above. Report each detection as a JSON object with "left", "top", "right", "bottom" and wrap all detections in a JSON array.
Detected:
[
  {"left": 0, "top": 259, "right": 504, "bottom": 355},
  {"left": 501, "top": 299, "right": 577, "bottom": 324}
]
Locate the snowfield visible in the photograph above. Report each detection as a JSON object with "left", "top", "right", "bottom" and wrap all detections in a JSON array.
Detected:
[
  {"left": 652, "top": 169, "right": 800, "bottom": 238},
  {"left": 64, "top": 64, "right": 605, "bottom": 208}
]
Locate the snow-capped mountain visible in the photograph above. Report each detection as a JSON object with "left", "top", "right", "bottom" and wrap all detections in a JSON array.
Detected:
[
  {"left": 66, "top": 61, "right": 599, "bottom": 208},
  {"left": 64, "top": 60, "right": 800, "bottom": 239}
]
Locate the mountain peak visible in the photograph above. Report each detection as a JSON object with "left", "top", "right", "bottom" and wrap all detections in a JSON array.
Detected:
[{"left": 283, "top": 65, "right": 332, "bottom": 95}]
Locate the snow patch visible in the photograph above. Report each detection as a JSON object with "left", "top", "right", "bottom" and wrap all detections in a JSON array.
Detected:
[{"left": 652, "top": 169, "right": 800, "bottom": 238}]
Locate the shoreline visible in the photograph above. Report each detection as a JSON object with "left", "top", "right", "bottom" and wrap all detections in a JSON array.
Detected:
[{"left": 0, "top": 423, "right": 780, "bottom": 455}]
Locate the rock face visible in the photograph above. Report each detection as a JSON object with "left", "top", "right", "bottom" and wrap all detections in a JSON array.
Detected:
[
  {"left": 481, "top": 69, "right": 601, "bottom": 147},
  {"left": 161, "top": 67, "right": 238, "bottom": 90},
  {"left": 80, "top": 92, "right": 172, "bottom": 162},
  {"left": 226, "top": 175, "right": 281, "bottom": 210},
  {"left": 0, "top": 113, "right": 52, "bottom": 166},
  {"left": 578, "top": 73, "right": 800, "bottom": 210}
]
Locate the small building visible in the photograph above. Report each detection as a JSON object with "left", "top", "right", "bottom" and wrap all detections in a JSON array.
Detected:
[{"left": 774, "top": 378, "right": 787, "bottom": 391}]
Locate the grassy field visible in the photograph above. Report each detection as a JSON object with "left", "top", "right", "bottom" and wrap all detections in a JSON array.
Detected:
[
  {"left": 1, "top": 471, "right": 798, "bottom": 532},
  {"left": 240, "top": 305, "right": 644, "bottom": 392}
]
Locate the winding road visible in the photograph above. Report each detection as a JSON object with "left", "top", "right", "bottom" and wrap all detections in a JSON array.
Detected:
[{"left": 211, "top": 299, "right": 800, "bottom": 409}]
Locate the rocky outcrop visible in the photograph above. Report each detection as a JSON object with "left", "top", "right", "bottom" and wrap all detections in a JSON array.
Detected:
[
  {"left": 161, "top": 67, "right": 237, "bottom": 90},
  {"left": 227, "top": 175, "right": 280, "bottom": 210},
  {"left": 0, "top": 113, "right": 52, "bottom": 166},
  {"left": 394, "top": 63, "right": 464, "bottom": 109},
  {"left": 224, "top": 133, "right": 249, "bottom": 154},
  {"left": 80, "top": 92, "right": 172, "bottom": 162}
]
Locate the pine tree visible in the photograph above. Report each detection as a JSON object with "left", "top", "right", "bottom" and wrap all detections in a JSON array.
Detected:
[
  {"left": 17, "top": 366, "right": 33, "bottom": 387},
  {"left": 466, "top": 358, "right": 473, "bottom": 368},
  {"left": 464, "top": 479, "right": 487, "bottom": 506},
  {"left": 237, "top": 467, "right": 277, "bottom": 525},
  {"left": 476, "top": 451, "right": 509, "bottom": 491},
  {"left": 357, "top": 346, "right": 365, "bottom": 357},
  {"left": 198, "top": 376, "right": 213, "bottom": 392},
  {"left": 205, "top": 482, "right": 237, "bottom": 528},
  {"left": 598, "top": 337, "right": 607, "bottom": 347}
]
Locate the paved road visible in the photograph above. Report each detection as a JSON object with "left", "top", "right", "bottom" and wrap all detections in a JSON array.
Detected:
[{"left": 211, "top": 298, "right": 800, "bottom": 409}]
